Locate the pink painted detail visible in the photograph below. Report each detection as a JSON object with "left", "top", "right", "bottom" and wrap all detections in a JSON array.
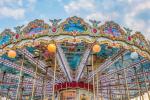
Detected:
[
  {"left": 44, "top": 51, "right": 50, "bottom": 58},
  {"left": 128, "top": 36, "right": 131, "bottom": 41},
  {"left": 92, "top": 28, "right": 97, "bottom": 33},
  {"left": 52, "top": 27, "right": 57, "bottom": 32},
  {"left": 72, "top": 31, "right": 77, "bottom": 36},
  {"left": 15, "top": 34, "right": 19, "bottom": 39}
]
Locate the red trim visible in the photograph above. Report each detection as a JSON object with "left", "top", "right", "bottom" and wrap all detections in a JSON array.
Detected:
[{"left": 55, "top": 81, "right": 93, "bottom": 92}]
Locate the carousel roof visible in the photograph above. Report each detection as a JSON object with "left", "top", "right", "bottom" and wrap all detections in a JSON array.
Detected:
[{"left": 0, "top": 16, "right": 150, "bottom": 100}]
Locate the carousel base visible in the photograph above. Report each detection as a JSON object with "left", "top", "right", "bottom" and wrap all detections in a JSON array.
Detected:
[
  {"left": 58, "top": 89, "right": 93, "bottom": 100},
  {"left": 54, "top": 82, "right": 94, "bottom": 100}
]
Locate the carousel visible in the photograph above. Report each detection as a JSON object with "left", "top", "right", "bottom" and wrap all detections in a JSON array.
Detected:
[{"left": 0, "top": 16, "right": 150, "bottom": 100}]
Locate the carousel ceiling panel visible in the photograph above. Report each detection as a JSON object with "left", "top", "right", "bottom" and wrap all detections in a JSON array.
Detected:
[{"left": 60, "top": 42, "right": 88, "bottom": 70}]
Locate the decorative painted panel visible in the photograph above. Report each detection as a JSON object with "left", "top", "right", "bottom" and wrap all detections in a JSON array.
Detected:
[
  {"left": 132, "top": 32, "right": 149, "bottom": 50},
  {"left": 23, "top": 19, "right": 49, "bottom": 36},
  {"left": 61, "top": 16, "right": 88, "bottom": 33},
  {"left": 0, "top": 29, "right": 14, "bottom": 47}
]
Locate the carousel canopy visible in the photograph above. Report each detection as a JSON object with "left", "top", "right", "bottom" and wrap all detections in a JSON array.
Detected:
[{"left": 0, "top": 16, "right": 150, "bottom": 100}]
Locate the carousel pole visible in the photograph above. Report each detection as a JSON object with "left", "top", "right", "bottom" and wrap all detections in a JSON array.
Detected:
[
  {"left": 96, "top": 72, "right": 99, "bottom": 100},
  {"left": 52, "top": 48, "right": 57, "bottom": 100},
  {"left": 86, "top": 59, "right": 90, "bottom": 99},
  {"left": 15, "top": 53, "right": 24, "bottom": 100},
  {"left": 122, "top": 54, "right": 131, "bottom": 100},
  {"left": 6, "top": 87, "right": 10, "bottom": 100},
  {"left": 142, "top": 71, "right": 150, "bottom": 100},
  {"left": 41, "top": 77, "right": 45, "bottom": 100},
  {"left": 92, "top": 43, "right": 101, "bottom": 100},
  {"left": 20, "top": 87, "right": 24, "bottom": 100},
  {"left": 0, "top": 49, "right": 4, "bottom": 96},
  {"left": 133, "top": 67, "right": 144, "bottom": 100},
  {"left": 19, "top": 76, "right": 24, "bottom": 100},
  {"left": 124, "top": 85, "right": 127, "bottom": 100},
  {"left": 43, "top": 66, "right": 48, "bottom": 100},
  {"left": 0, "top": 70, "right": 6, "bottom": 95},
  {"left": 100, "top": 81, "right": 103, "bottom": 100},
  {"left": 31, "top": 59, "right": 38, "bottom": 100},
  {"left": 92, "top": 53, "right": 96, "bottom": 100},
  {"left": 139, "top": 57, "right": 150, "bottom": 99},
  {"left": 117, "top": 73, "right": 122, "bottom": 100},
  {"left": 109, "top": 84, "right": 112, "bottom": 100},
  {"left": 78, "top": 88, "right": 80, "bottom": 100},
  {"left": 47, "top": 35, "right": 57, "bottom": 100},
  {"left": 143, "top": 69, "right": 150, "bottom": 99},
  {"left": 107, "top": 86, "right": 109, "bottom": 100}
]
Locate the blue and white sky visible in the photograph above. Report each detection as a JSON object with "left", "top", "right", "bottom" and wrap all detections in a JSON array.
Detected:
[{"left": 0, "top": 0, "right": 149, "bottom": 40}]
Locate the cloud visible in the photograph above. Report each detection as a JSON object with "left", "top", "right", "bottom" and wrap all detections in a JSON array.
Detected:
[
  {"left": 63, "top": 0, "right": 150, "bottom": 40},
  {"left": 28, "top": 0, "right": 36, "bottom": 4},
  {"left": 27, "top": 0, "right": 37, "bottom": 10},
  {"left": 0, "top": 7, "right": 25, "bottom": 20},
  {"left": 124, "top": 0, "right": 150, "bottom": 40},
  {"left": 0, "top": 0, "right": 23, "bottom": 6},
  {"left": 86, "top": 12, "right": 119, "bottom": 21},
  {"left": 64, "top": 0, "right": 95, "bottom": 14},
  {"left": 0, "top": 0, "right": 37, "bottom": 20},
  {"left": 128, "top": 1, "right": 150, "bottom": 17}
]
